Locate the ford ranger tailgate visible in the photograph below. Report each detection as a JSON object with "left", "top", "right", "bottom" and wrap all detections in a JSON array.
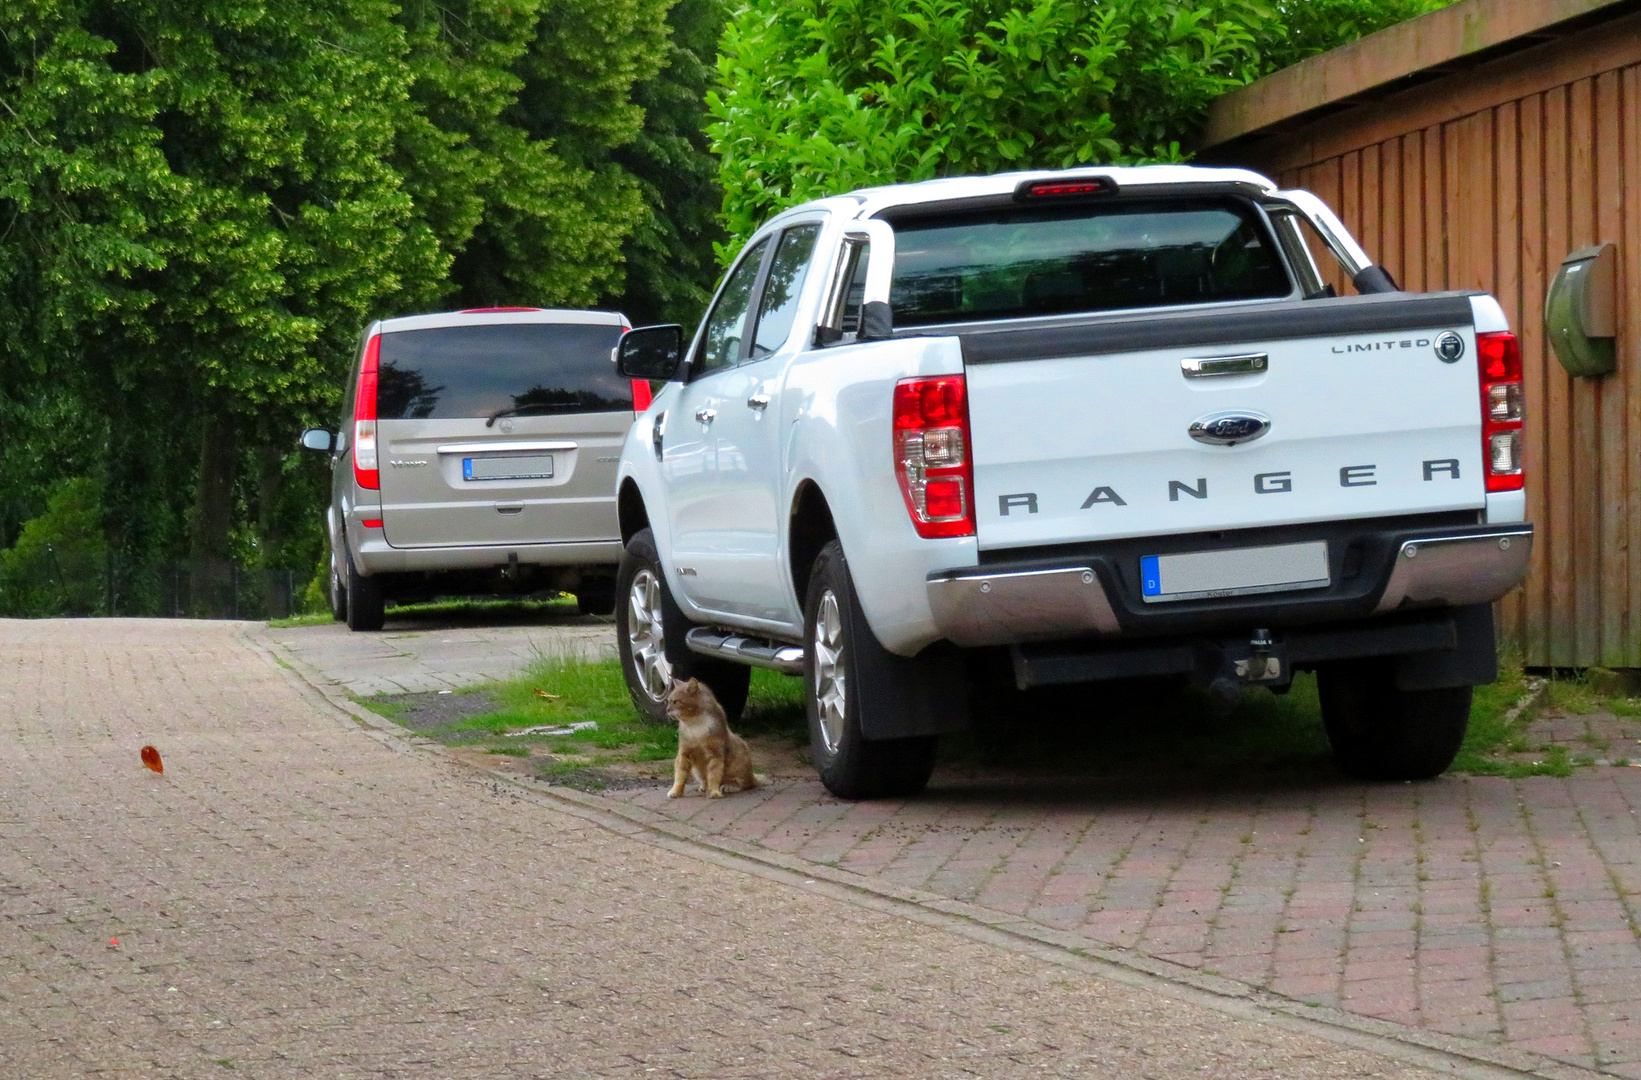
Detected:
[{"left": 961, "top": 293, "right": 1487, "bottom": 552}]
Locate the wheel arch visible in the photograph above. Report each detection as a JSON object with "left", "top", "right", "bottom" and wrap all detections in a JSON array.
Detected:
[
  {"left": 618, "top": 477, "right": 650, "bottom": 546},
  {"left": 788, "top": 480, "right": 838, "bottom": 607}
]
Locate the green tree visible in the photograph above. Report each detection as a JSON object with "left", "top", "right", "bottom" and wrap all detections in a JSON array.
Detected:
[
  {"left": 707, "top": 0, "right": 1459, "bottom": 252},
  {"left": 0, "top": 477, "right": 108, "bottom": 616}
]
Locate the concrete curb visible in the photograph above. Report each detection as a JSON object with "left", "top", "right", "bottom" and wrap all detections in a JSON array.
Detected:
[{"left": 253, "top": 625, "right": 1607, "bottom": 1080}]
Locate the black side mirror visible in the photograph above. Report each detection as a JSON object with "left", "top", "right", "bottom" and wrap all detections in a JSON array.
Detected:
[
  {"left": 615, "top": 324, "right": 685, "bottom": 380},
  {"left": 300, "top": 428, "right": 335, "bottom": 452}
]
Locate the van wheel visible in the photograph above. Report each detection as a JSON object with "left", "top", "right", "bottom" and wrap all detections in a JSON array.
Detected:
[
  {"left": 1319, "top": 659, "right": 1471, "bottom": 780},
  {"left": 804, "top": 541, "right": 937, "bottom": 800},
  {"left": 328, "top": 555, "right": 348, "bottom": 622},
  {"left": 615, "top": 528, "right": 749, "bottom": 725},
  {"left": 345, "top": 549, "right": 385, "bottom": 632}
]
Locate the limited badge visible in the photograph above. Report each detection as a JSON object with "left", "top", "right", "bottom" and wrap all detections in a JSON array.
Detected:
[{"left": 1434, "top": 331, "right": 1465, "bottom": 363}]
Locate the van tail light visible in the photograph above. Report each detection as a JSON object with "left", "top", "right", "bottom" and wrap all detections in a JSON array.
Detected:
[
  {"left": 631, "top": 379, "right": 652, "bottom": 414},
  {"left": 893, "top": 375, "right": 975, "bottom": 539},
  {"left": 353, "top": 334, "right": 381, "bottom": 491},
  {"left": 1477, "top": 331, "right": 1524, "bottom": 492}
]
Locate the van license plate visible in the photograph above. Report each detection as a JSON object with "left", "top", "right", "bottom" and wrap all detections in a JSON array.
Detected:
[
  {"left": 1140, "top": 541, "right": 1329, "bottom": 603},
  {"left": 463, "top": 455, "right": 554, "bottom": 481}
]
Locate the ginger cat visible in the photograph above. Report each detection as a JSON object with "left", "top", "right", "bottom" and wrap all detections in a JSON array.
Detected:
[{"left": 665, "top": 678, "right": 761, "bottom": 798}]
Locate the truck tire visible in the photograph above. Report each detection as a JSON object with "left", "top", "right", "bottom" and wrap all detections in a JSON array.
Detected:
[
  {"left": 328, "top": 554, "right": 348, "bottom": 622},
  {"left": 803, "top": 540, "right": 937, "bottom": 800},
  {"left": 1319, "top": 658, "right": 1471, "bottom": 780},
  {"left": 345, "top": 548, "right": 385, "bottom": 632},
  {"left": 615, "top": 528, "right": 749, "bottom": 725}
]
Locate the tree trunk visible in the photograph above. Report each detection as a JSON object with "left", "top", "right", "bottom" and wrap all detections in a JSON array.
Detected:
[
  {"left": 256, "top": 440, "right": 287, "bottom": 617},
  {"left": 189, "top": 408, "right": 238, "bottom": 615}
]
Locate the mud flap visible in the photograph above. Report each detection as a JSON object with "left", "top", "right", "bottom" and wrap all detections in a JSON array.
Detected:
[
  {"left": 1394, "top": 603, "right": 1497, "bottom": 691},
  {"left": 855, "top": 639, "right": 970, "bottom": 741}
]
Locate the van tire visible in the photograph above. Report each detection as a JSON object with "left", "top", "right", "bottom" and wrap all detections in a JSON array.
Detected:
[
  {"left": 803, "top": 541, "right": 937, "bottom": 800},
  {"left": 1319, "top": 659, "right": 1471, "bottom": 780},
  {"left": 345, "top": 549, "right": 385, "bottom": 632},
  {"left": 328, "top": 555, "right": 348, "bottom": 622},
  {"left": 616, "top": 528, "right": 749, "bottom": 725}
]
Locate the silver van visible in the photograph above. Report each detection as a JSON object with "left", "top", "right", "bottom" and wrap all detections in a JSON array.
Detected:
[{"left": 301, "top": 308, "right": 643, "bottom": 630}]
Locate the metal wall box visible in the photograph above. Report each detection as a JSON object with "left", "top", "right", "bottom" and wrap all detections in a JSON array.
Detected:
[{"left": 1544, "top": 243, "right": 1617, "bottom": 377}]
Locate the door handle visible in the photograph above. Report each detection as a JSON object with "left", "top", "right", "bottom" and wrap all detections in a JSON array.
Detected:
[
  {"left": 695, "top": 407, "right": 717, "bottom": 426},
  {"left": 746, "top": 394, "right": 770, "bottom": 411}
]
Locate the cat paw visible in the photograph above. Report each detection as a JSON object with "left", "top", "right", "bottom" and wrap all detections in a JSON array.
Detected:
[
  {"left": 666, "top": 787, "right": 684, "bottom": 799},
  {"left": 708, "top": 789, "right": 724, "bottom": 799}
]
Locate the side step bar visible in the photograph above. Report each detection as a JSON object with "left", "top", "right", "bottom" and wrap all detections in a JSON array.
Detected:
[{"left": 684, "top": 628, "right": 805, "bottom": 675}]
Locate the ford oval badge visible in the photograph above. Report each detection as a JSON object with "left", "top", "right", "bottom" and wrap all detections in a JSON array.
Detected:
[{"left": 1189, "top": 411, "right": 1271, "bottom": 446}]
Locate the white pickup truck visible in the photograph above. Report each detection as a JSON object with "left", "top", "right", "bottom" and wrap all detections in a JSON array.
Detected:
[{"left": 610, "top": 165, "right": 1532, "bottom": 799}]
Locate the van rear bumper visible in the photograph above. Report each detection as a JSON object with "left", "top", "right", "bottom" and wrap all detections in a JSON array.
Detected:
[
  {"left": 926, "top": 519, "right": 1532, "bottom": 648},
  {"left": 352, "top": 536, "right": 622, "bottom": 574}
]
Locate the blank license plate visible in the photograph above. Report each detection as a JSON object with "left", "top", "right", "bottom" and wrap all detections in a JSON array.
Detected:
[
  {"left": 1140, "top": 540, "right": 1329, "bottom": 603},
  {"left": 463, "top": 454, "right": 553, "bottom": 481}
]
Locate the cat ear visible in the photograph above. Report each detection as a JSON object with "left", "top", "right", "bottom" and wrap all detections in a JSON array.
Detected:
[
  {"left": 668, "top": 677, "right": 686, "bottom": 690},
  {"left": 686, "top": 677, "right": 701, "bottom": 691}
]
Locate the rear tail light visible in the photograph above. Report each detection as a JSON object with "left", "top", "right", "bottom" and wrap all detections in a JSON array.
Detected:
[
  {"left": 1477, "top": 331, "right": 1524, "bottom": 492},
  {"left": 631, "top": 379, "right": 652, "bottom": 414},
  {"left": 893, "top": 375, "right": 975, "bottom": 539},
  {"left": 353, "top": 334, "right": 381, "bottom": 491}
]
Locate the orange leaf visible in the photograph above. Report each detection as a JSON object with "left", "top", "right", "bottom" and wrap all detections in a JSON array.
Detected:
[{"left": 140, "top": 745, "right": 163, "bottom": 774}]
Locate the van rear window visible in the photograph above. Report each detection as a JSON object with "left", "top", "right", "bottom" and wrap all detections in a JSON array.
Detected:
[
  {"left": 887, "top": 198, "right": 1292, "bottom": 327},
  {"left": 375, "top": 323, "right": 628, "bottom": 420}
]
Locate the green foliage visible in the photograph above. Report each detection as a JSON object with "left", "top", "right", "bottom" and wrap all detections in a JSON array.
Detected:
[
  {"left": 0, "top": 478, "right": 107, "bottom": 616},
  {"left": 708, "top": 0, "right": 1460, "bottom": 252},
  {"left": 1264, "top": 0, "right": 1454, "bottom": 73},
  {"left": 709, "top": 0, "right": 1276, "bottom": 249}
]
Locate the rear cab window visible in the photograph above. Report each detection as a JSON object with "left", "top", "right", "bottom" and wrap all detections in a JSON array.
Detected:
[
  {"left": 375, "top": 322, "right": 629, "bottom": 421},
  {"left": 885, "top": 198, "right": 1294, "bottom": 327}
]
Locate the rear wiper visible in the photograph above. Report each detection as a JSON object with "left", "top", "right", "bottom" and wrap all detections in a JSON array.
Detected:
[{"left": 485, "top": 404, "right": 552, "bottom": 428}]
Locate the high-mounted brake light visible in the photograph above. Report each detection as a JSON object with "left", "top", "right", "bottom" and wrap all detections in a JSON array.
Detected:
[
  {"left": 1477, "top": 331, "right": 1524, "bottom": 493},
  {"left": 353, "top": 335, "right": 381, "bottom": 491},
  {"left": 893, "top": 376, "right": 975, "bottom": 539},
  {"left": 1015, "top": 176, "right": 1118, "bottom": 202}
]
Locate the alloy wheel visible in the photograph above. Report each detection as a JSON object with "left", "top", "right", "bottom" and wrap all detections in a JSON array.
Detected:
[
  {"left": 813, "top": 588, "right": 847, "bottom": 753},
  {"left": 627, "top": 568, "right": 672, "bottom": 701}
]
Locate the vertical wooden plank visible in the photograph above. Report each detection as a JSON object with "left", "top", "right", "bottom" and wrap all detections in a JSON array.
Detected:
[
  {"left": 1381, "top": 138, "right": 1404, "bottom": 285},
  {"left": 1403, "top": 132, "right": 1426, "bottom": 292},
  {"left": 1543, "top": 83, "right": 1576, "bottom": 667},
  {"left": 1341, "top": 149, "right": 1363, "bottom": 249},
  {"left": 1625, "top": 66, "right": 1641, "bottom": 666},
  {"left": 1310, "top": 159, "right": 1347, "bottom": 295},
  {"left": 1593, "top": 69, "right": 1630, "bottom": 665},
  {"left": 1494, "top": 100, "right": 1526, "bottom": 655},
  {"left": 1424, "top": 124, "right": 1447, "bottom": 290},
  {"left": 1568, "top": 77, "right": 1601, "bottom": 666},
  {"left": 1360, "top": 142, "right": 1383, "bottom": 266},
  {"left": 1518, "top": 92, "right": 1552, "bottom": 667},
  {"left": 1452, "top": 110, "right": 1495, "bottom": 295}
]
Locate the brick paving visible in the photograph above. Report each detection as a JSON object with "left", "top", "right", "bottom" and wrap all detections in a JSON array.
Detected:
[
  {"left": 1, "top": 619, "right": 1478, "bottom": 1079},
  {"left": 604, "top": 763, "right": 1641, "bottom": 1075}
]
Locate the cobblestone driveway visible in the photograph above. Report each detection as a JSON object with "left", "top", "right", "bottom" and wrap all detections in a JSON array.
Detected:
[{"left": 1, "top": 620, "right": 1485, "bottom": 1079}]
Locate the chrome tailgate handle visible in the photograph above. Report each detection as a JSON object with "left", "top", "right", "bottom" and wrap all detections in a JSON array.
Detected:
[
  {"left": 746, "top": 393, "right": 770, "bottom": 411},
  {"left": 694, "top": 407, "right": 716, "bottom": 426},
  {"left": 1182, "top": 353, "right": 1268, "bottom": 378}
]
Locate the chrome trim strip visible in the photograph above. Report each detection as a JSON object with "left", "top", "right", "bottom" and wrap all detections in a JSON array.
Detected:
[
  {"left": 927, "top": 566, "right": 1120, "bottom": 648},
  {"left": 1181, "top": 352, "right": 1268, "bottom": 378},
  {"left": 1374, "top": 526, "right": 1534, "bottom": 613},
  {"left": 685, "top": 628, "right": 805, "bottom": 675},
  {"left": 435, "top": 441, "right": 578, "bottom": 455}
]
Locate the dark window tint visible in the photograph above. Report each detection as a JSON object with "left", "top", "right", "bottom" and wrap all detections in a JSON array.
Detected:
[
  {"left": 696, "top": 237, "right": 769, "bottom": 375},
  {"left": 751, "top": 225, "right": 820, "bottom": 357},
  {"left": 375, "top": 323, "right": 628, "bottom": 421},
  {"left": 888, "top": 199, "right": 1292, "bottom": 327}
]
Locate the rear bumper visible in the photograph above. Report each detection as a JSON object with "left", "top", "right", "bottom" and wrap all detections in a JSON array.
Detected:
[
  {"left": 927, "top": 518, "right": 1532, "bottom": 648},
  {"left": 351, "top": 535, "right": 622, "bottom": 574}
]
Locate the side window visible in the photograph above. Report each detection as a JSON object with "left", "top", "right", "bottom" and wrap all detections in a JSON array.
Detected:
[
  {"left": 840, "top": 242, "right": 870, "bottom": 334},
  {"left": 695, "top": 238, "right": 770, "bottom": 376},
  {"left": 749, "top": 225, "right": 821, "bottom": 358}
]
